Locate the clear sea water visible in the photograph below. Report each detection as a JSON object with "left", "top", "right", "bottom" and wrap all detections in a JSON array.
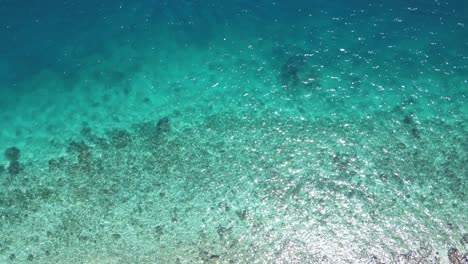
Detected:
[{"left": 0, "top": 0, "right": 467, "bottom": 263}]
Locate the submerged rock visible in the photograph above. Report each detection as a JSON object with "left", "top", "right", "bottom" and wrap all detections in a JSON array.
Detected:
[
  {"left": 67, "top": 141, "right": 92, "bottom": 163},
  {"left": 280, "top": 55, "right": 304, "bottom": 89},
  {"left": 109, "top": 129, "right": 132, "bottom": 149},
  {"left": 48, "top": 159, "right": 59, "bottom": 172},
  {"left": 8, "top": 160, "right": 21, "bottom": 176},
  {"left": 279, "top": 55, "right": 320, "bottom": 91},
  {"left": 67, "top": 141, "right": 89, "bottom": 154},
  {"left": 65, "top": 140, "right": 99, "bottom": 174},
  {"left": 403, "top": 114, "right": 414, "bottom": 125},
  {"left": 461, "top": 234, "right": 468, "bottom": 246},
  {"left": 77, "top": 148, "right": 92, "bottom": 165},
  {"left": 391, "top": 245, "right": 442, "bottom": 264},
  {"left": 48, "top": 157, "right": 66, "bottom": 172},
  {"left": 131, "top": 119, "right": 170, "bottom": 149},
  {"left": 368, "top": 255, "right": 385, "bottom": 264},
  {"left": 411, "top": 127, "right": 421, "bottom": 139},
  {"left": 4, "top": 146, "right": 20, "bottom": 162},
  {"left": 156, "top": 117, "right": 171, "bottom": 135},
  {"left": 448, "top": 248, "right": 467, "bottom": 264}
]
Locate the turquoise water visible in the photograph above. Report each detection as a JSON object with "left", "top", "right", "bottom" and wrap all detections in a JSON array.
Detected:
[{"left": 0, "top": 1, "right": 467, "bottom": 263}]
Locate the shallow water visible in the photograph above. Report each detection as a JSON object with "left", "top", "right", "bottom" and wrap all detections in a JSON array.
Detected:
[{"left": 0, "top": 1, "right": 467, "bottom": 263}]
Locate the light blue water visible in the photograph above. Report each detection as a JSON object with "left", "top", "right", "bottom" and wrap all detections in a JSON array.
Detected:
[{"left": 0, "top": 1, "right": 467, "bottom": 263}]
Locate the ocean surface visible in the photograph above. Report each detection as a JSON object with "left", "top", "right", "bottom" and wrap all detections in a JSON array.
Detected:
[{"left": 0, "top": 0, "right": 467, "bottom": 263}]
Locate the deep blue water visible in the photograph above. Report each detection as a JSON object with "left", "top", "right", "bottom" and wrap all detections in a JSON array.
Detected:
[{"left": 2, "top": 0, "right": 465, "bottom": 88}]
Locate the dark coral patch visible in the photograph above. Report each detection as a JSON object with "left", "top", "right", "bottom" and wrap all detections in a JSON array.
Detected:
[
  {"left": 109, "top": 129, "right": 132, "bottom": 149},
  {"left": 279, "top": 54, "right": 321, "bottom": 91},
  {"left": 5, "top": 146, "right": 20, "bottom": 161},
  {"left": 8, "top": 161, "right": 21, "bottom": 176},
  {"left": 156, "top": 117, "right": 171, "bottom": 134}
]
